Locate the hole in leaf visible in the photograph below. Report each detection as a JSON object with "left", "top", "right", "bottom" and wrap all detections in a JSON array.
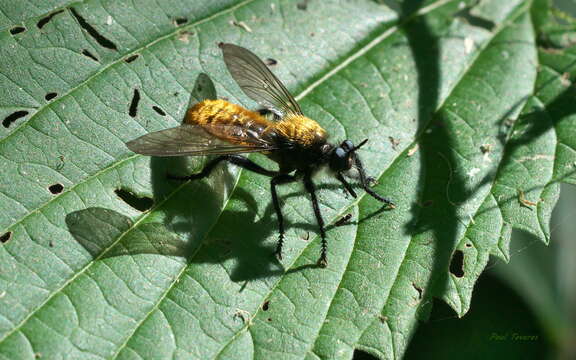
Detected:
[
  {"left": 262, "top": 301, "right": 270, "bottom": 311},
  {"left": 297, "top": 0, "right": 309, "bottom": 10},
  {"left": 45, "top": 92, "right": 58, "bottom": 101},
  {"left": 352, "top": 349, "right": 379, "bottom": 360},
  {"left": 152, "top": 105, "right": 166, "bottom": 116},
  {"left": 48, "top": 183, "right": 64, "bottom": 194},
  {"left": 129, "top": 89, "right": 140, "bottom": 117},
  {"left": 3, "top": 111, "right": 29, "bottom": 128},
  {"left": 81, "top": 49, "right": 99, "bottom": 62},
  {"left": 70, "top": 8, "right": 118, "bottom": 50},
  {"left": 465, "top": 243, "right": 472, "bottom": 248},
  {"left": 449, "top": 250, "right": 465, "bottom": 278},
  {"left": 267, "top": 318, "right": 272, "bottom": 322},
  {"left": 10, "top": 26, "right": 26, "bottom": 35},
  {"left": 265, "top": 58, "right": 277, "bottom": 66},
  {"left": 174, "top": 17, "right": 188, "bottom": 26},
  {"left": 37, "top": 10, "right": 64, "bottom": 29},
  {"left": 0, "top": 232, "right": 12, "bottom": 244},
  {"left": 412, "top": 283, "right": 423, "bottom": 299},
  {"left": 115, "top": 188, "right": 153, "bottom": 212},
  {"left": 124, "top": 54, "right": 139, "bottom": 63}
]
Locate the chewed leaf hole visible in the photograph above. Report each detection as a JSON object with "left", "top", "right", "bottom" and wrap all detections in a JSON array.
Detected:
[
  {"left": 82, "top": 49, "right": 99, "bottom": 62},
  {"left": 115, "top": 188, "right": 153, "bottom": 212},
  {"left": 265, "top": 58, "right": 277, "bottom": 66},
  {"left": 37, "top": 10, "right": 64, "bottom": 29},
  {"left": 449, "top": 250, "right": 465, "bottom": 278},
  {"left": 152, "top": 105, "right": 166, "bottom": 116},
  {"left": 412, "top": 283, "right": 423, "bottom": 299},
  {"left": 10, "top": 26, "right": 26, "bottom": 35},
  {"left": 125, "top": 54, "right": 139, "bottom": 63},
  {"left": 297, "top": 0, "right": 309, "bottom": 11},
  {"left": 262, "top": 301, "right": 270, "bottom": 311},
  {"left": 0, "top": 232, "right": 12, "bottom": 244},
  {"left": 129, "top": 89, "right": 140, "bottom": 117},
  {"left": 3, "top": 111, "right": 29, "bottom": 128},
  {"left": 71, "top": 8, "right": 118, "bottom": 50},
  {"left": 174, "top": 17, "right": 188, "bottom": 26},
  {"left": 45, "top": 92, "right": 58, "bottom": 101},
  {"left": 48, "top": 183, "right": 64, "bottom": 194}
]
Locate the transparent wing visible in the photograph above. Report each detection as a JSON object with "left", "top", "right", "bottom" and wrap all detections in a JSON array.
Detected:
[
  {"left": 220, "top": 43, "right": 303, "bottom": 117},
  {"left": 187, "top": 73, "right": 217, "bottom": 109},
  {"left": 126, "top": 123, "right": 276, "bottom": 157}
]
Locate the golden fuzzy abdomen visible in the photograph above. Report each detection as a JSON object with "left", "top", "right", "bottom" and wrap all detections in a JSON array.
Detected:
[
  {"left": 184, "top": 99, "right": 272, "bottom": 144},
  {"left": 184, "top": 100, "right": 327, "bottom": 150},
  {"left": 275, "top": 114, "right": 327, "bottom": 147}
]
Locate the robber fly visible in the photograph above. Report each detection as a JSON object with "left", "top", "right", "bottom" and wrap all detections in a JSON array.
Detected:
[{"left": 126, "top": 43, "right": 394, "bottom": 267}]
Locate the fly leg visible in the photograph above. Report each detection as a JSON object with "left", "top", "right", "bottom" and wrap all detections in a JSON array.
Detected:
[
  {"left": 271, "top": 174, "right": 298, "bottom": 261},
  {"left": 170, "top": 155, "right": 301, "bottom": 265},
  {"left": 335, "top": 172, "right": 357, "bottom": 198},
  {"left": 303, "top": 172, "right": 328, "bottom": 268},
  {"left": 168, "top": 155, "right": 278, "bottom": 181},
  {"left": 353, "top": 156, "right": 395, "bottom": 208}
]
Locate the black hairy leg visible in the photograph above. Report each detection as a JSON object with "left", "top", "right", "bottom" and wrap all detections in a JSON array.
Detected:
[
  {"left": 303, "top": 172, "right": 328, "bottom": 267},
  {"left": 270, "top": 174, "right": 298, "bottom": 260}
]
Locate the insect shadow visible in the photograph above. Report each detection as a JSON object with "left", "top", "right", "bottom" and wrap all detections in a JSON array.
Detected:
[
  {"left": 149, "top": 155, "right": 321, "bottom": 280},
  {"left": 66, "top": 153, "right": 391, "bottom": 282},
  {"left": 63, "top": 156, "right": 297, "bottom": 282}
]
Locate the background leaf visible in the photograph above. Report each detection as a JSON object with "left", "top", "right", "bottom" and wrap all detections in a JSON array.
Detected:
[{"left": 1, "top": 0, "right": 575, "bottom": 359}]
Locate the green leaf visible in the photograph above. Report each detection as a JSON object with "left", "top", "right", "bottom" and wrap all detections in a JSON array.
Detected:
[{"left": 1, "top": 0, "right": 575, "bottom": 359}]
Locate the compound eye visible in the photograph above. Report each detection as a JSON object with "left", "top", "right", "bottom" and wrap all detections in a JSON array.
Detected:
[
  {"left": 330, "top": 147, "right": 350, "bottom": 172},
  {"left": 342, "top": 140, "right": 354, "bottom": 150}
]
